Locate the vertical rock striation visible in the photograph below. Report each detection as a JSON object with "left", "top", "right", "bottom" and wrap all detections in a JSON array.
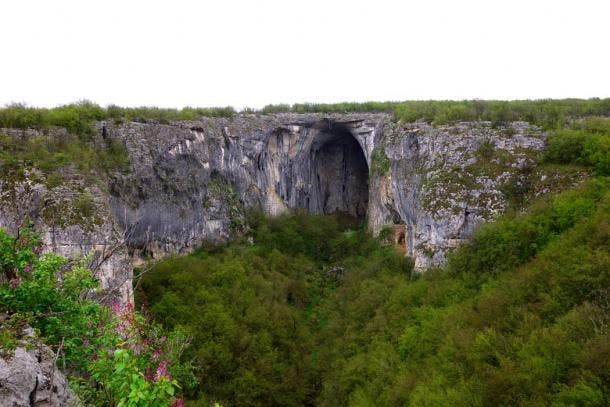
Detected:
[
  {"left": 106, "top": 114, "right": 544, "bottom": 271},
  {"left": 1, "top": 114, "right": 546, "bottom": 303}
]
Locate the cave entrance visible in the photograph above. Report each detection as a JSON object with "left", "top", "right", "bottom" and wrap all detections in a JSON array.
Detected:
[{"left": 311, "top": 123, "right": 369, "bottom": 219}]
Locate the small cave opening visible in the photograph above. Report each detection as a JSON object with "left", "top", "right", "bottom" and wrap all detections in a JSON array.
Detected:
[{"left": 310, "top": 123, "right": 369, "bottom": 219}]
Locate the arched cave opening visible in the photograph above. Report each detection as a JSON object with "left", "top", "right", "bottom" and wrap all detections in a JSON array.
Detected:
[{"left": 310, "top": 123, "right": 369, "bottom": 219}]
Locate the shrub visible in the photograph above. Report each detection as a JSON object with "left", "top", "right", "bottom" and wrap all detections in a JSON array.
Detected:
[
  {"left": 544, "top": 117, "right": 610, "bottom": 173},
  {"left": 370, "top": 146, "right": 391, "bottom": 176},
  {"left": 0, "top": 227, "right": 191, "bottom": 406}
]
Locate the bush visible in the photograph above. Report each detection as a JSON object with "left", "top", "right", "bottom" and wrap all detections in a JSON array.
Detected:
[
  {"left": 545, "top": 118, "right": 610, "bottom": 175},
  {"left": 0, "top": 227, "right": 191, "bottom": 406},
  {"left": 448, "top": 179, "right": 607, "bottom": 280},
  {"left": 370, "top": 146, "right": 391, "bottom": 176}
]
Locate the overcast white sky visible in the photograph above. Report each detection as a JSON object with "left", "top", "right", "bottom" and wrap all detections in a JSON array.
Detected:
[{"left": 1, "top": 0, "right": 608, "bottom": 109}]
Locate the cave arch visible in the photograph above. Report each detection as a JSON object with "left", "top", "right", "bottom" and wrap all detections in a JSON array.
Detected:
[{"left": 309, "top": 122, "right": 369, "bottom": 219}]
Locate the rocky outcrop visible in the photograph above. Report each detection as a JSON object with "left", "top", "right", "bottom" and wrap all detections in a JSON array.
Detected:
[
  {"left": 106, "top": 113, "right": 385, "bottom": 256},
  {"left": 0, "top": 326, "right": 78, "bottom": 407},
  {"left": 106, "top": 114, "right": 545, "bottom": 270},
  {"left": 0, "top": 114, "right": 548, "bottom": 302},
  {"left": 0, "top": 168, "right": 133, "bottom": 304},
  {"left": 381, "top": 121, "right": 545, "bottom": 268}
]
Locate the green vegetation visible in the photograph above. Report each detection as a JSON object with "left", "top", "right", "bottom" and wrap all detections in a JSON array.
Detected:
[
  {"left": 137, "top": 213, "right": 411, "bottom": 406},
  {"left": 1, "top": 100, "right": 608, "bottom": 405},
  {"left": 139, "top": 177, "right": 610, "bottom": 406},
  {"left": 0, "top": 131, "right": 129, "bottom": 184},
  {"left": 2, "top": 99, "right": 607, "bottom": 132},
  {"left": 139, "top": 178, "right": 610, "bottom": 406},
  {"left": 138, "top": 117, "right": 610, "bottom": 406},
  {"left": 0, "top": 227, "right": 192, "bottom": 406},
  {"left": 370, "top": 145, "right": 391, "bottom": 176},
  {"left": 257, "top": 98, "right": 609, "bottom": 129},
  {"left": 0, "top": 101, "right": 235, "bottom": 130},
  {"left": 545, "top": 116, "right": 610, "bottom": 176},
  {"left": 0, "top": 102, "right": 132, "bottom": 230}
]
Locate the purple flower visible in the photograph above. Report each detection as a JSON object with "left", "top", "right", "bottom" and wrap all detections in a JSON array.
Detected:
[
  {"left": 145, "top": 368, "right": 153, "bottom": 382},
  {"left": 23, "top": 264, "right": 33, "bottom": 273},
  {"left": 153, "top": 361, "right": 170, "bottom": 381},
  {"left": 132, "top": 342, "right": 141, "bottom": 355},
  {"left": 110, "top": 299, "right": 122, "bottom": 315},
  {"left": 33, "top": 245, "right": 43, "bottom": 255},
  {"left": 171, "top": 399, "right": 185, "bottom": 407},
  {"left": 116, "top": 322, "right": 129, "bottom": 339},
  {"left": 9, "top": 277, "right": 21, "bottom": 290},
  {"left": 83, "top": 337, "right": 90, "bottom": 347}
]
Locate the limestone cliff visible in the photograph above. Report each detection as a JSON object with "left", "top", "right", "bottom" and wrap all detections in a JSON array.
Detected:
[
  {"left": 1, "top": 114, "right": 550, "bottom": 301},
  {"left": 105, "top": 114, "right": 545, "bottom": 270},
  {"left": 0, "top": 321, "right": 78, "bottom": 407}
]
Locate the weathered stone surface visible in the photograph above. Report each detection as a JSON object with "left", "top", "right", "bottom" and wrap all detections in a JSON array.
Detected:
[
  {"left": 106, "top": 115, "right": 545, "bottom": 271},
  {"left": 0, "top": 114, "right": 547, "bottom": 304},
  {"left": 0, "top": 328, "right": 79, "bottom": 406},
  {"left": 106, "top": 113, "right": 385, "bottom": 259},
  {"left": 0, "top": 171, "right": 133, "bottom": 304},
  {"left": 381, "top": 120, "right": 546, "bottom": 268}
]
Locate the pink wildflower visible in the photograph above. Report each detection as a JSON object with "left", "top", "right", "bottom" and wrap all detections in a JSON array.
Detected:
[
  {"left": 9, "top": 277, "right": 21, "bottom": 290},
  {"left": 116, "top": 321, "right": 129, "bottom": 339},
  {"left": 23, "top": 264, "right": 33, "bottom": 273},
  {"left": 145, "top": 368, "right": 153, "bottom": 382},
  {"left": 171, "top": 398, "right": 185, "bottom": 407},
  {"left": 132, "top": 342, "right": 142, "bottom": 355},
  {"left": 33, "top": 245, "right": 43, "bottom": 255},
  {"left": 153, "top": 361, "right": 170, "bottom": 381},
  {"left": 110, "top": 299, "right": 122, "bottom": 315}
]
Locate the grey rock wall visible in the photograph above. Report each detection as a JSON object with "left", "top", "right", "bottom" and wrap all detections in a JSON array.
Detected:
[
  {"left": 0, "top": 114, "right": 546, "bottom": 303},
  {"left": 106, "top": 114, "right": 544, "bottom": 271},
  {"left": 0, "top": 326, "right": 78, "bottom": 407}
]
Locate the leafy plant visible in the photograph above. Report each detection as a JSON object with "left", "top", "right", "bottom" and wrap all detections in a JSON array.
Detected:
[
  {"left": 370, "top": 145, "right": 391, "bottom": 176},
  {"left": 0, "top": 227, "right": 190, "bottom": 406}
]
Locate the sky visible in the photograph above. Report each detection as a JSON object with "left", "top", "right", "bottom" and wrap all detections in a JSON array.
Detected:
[{"left": 1, "top": 0, "right": 609, "bottom": 109}]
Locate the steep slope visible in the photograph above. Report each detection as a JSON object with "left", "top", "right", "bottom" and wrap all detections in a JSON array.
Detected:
[
  {"left": 138, "top": 177, "right": 610, "bottom": 406},
  {"left": 0, "top": 103, "right": 603, "bottom": 304}
]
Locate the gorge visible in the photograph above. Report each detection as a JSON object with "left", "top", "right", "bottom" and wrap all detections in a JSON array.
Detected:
[
  {"left": 1, "top": 113, "right": 547, "bottom": 303},
  {"left": 1, "top": 101, "right": 608, "bottom": 406}
]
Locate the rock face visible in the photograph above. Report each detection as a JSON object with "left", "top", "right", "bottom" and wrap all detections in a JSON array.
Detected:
[
  {"left": 0, "top": 167, "right": 133, "bottom": 304},
  {"left": 106, "top": 114, "right": 544, "bottom": 271},
  {"left": 107, "top": 114, "right": 385, "bottom": 255},
  {"left": 0, "top": 328, "right": 78, "bottom": 406},
  {"left": 0, "top": 114, "right": 546, "bottom": 302},
  {"left": 381, "top": 120, "right": 545, "bottom": 268}
]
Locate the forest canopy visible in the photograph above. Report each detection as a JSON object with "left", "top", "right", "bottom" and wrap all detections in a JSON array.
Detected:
[{"left": 138, "top": 177, "right": 610, "bottom": 406}]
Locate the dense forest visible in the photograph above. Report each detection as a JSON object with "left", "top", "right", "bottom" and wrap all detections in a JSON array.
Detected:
[
  {"left": 0, "top": 101, "right": 609, "bottom": 406},
  {"left": 137, "top": 118, "right": 610, "bottom": 406},
  {"left": 137, "top": 183, "right": 610, "bottom": 406}
]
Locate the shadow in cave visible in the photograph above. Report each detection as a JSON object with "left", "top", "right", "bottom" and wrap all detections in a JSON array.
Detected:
[{"left": 310, "top": 123, "right": 369, "bottom": 219}]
